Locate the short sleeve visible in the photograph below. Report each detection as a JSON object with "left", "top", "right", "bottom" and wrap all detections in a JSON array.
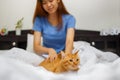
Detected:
[
  {"left": 33, "top": 17, "right": 43, "bottom": 32},
  {"left": 67, "top": 15, "right": 76, "bottom": 28}
]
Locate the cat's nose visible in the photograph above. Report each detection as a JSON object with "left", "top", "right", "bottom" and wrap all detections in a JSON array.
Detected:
[{"left": 74, "top": 62, "right": 77, "bottom": 65}]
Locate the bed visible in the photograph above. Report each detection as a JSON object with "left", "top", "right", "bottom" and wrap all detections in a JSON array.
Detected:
[{"left": 0, "top": 29, "right": 120, "bottom": 80}]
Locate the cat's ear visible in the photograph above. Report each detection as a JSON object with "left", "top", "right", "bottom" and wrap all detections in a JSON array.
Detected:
[{"left": 74, "top": 50, "right": 79, "bottom": 55}]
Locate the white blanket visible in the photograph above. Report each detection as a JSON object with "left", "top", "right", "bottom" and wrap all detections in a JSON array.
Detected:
[{"left": 0, "top": 41, "right": 120, "bottom": 80}]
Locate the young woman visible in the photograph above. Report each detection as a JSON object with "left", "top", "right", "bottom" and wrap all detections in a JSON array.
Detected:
[{"left": 33, "top": 0, "right": 76, "bottom": 62}]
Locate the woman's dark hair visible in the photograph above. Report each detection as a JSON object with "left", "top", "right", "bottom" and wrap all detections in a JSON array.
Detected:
[{"left": 33, "top": 0, "right": 69, "bottom": 30}]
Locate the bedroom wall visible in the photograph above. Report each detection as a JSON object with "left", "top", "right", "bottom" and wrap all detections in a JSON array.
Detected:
[
  {"left": 0, "top": 0, "right": 120, "bottom": 31},
  {"left": 63, "top": 0, "right": 120, "bottom": 31},
  {"left": 0, "top": 0, "right": 36, "bottom": 31}
]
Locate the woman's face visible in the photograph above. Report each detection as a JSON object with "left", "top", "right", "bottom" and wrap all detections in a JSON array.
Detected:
[{"left": 42, "top": 0, "right": 60, "bottom": 14}]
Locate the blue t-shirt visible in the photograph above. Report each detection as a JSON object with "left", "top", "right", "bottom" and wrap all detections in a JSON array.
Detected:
[{"left": 33, "top": 14, "right": 76, "bottom": 53}]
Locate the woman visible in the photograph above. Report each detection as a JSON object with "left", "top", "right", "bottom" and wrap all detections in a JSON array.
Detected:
[{"left": 33, "top": 0, "right": 76, "bottom": 62}]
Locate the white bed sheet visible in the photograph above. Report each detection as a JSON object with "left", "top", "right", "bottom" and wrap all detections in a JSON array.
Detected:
[
  {"left": 0, "top": 50, "right": 9, "bottom": 54},
  {"left": 0, "top": 41, "right": 120, "bottom": 80}
]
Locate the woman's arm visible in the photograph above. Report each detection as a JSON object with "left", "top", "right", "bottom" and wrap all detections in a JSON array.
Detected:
[
  {"left": 33, "top": 31, "right": 49, "bottom": 54},
  {"left": 33, "top": 31, "right": 57, "bottom": 61},
  {"left": 65, "top": 28, "right": 75, "bottom": 54}
]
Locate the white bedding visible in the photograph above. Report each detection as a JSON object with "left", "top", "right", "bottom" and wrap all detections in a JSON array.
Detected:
[
  {"left": 0, "top": 41, "right": 120, "bottom": 80},
  {"left": 0, "top": 50, "right": 9, "bottom": 54}
]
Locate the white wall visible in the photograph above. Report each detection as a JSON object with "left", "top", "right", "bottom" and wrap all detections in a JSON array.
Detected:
[
  {"left": 63, "top": 0, "right": 120, "bottom": 31},
  {"left": 0, "top": 0, "right": 36, "bottom": 31},
  {"left": 0, "top": 0, "right": 120, "bottom": 31}
]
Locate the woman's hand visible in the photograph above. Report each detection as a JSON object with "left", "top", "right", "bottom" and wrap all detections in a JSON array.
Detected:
[
  {"left": 47, "top": 48, "right": 57, "bottom": 62},
  {"left": 60, "top": 51, "right": 66, "bottom": 59}
]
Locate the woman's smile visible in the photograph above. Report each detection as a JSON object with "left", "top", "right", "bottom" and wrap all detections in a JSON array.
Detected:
[{"left": 48, "top": 6, "right": 54, "bottom": 11}]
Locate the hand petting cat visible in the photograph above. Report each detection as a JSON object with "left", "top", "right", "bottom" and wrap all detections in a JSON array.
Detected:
[
  {"left": 47, "top": 48, "right": 58, "bottom": 62},
  {"left": 59, "top": 51, "right": 66, "bottom": 59}
]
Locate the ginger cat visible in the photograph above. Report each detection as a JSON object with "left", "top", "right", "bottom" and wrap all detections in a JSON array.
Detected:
[{"left": 39, "top": 51, "right": 80, "bottom": 73}]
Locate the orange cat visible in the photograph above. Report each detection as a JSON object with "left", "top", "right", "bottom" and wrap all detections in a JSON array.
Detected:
[{"left": 39, "top": 51, "right": 80, "bottom": 73}]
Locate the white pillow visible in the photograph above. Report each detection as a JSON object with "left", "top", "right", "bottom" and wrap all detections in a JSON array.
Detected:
[
  {"left": 26, "top": 34, "right": 43, "bottom": 52},
  {"left": 26, "top": 34, "right": 34, "bottom": 52}
]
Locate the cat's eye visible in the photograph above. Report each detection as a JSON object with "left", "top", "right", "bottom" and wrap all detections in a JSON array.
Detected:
[
  {"left": 76, "top": 59, "right": 79, "bottom": 61},
  {"left": 69, "top": 59, "right": 73, "bottom": 62}
]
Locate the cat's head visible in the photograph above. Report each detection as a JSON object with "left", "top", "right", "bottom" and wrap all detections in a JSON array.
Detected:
[{"left": 60, "top": 51, "right": 80, "bottom": 71}]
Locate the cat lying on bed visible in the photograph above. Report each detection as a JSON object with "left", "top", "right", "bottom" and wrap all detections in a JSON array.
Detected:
[{"left": 39, "top": 51, "right": 80, "bottom": 73}]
